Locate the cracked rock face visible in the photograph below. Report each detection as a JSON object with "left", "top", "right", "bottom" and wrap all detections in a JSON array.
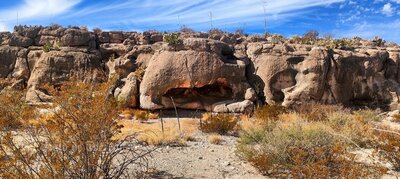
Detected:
[{"left": 1, "top": 26, "right": 400, "bottom": 111}]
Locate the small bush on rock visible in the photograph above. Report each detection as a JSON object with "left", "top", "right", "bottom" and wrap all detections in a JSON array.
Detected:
[
  {"left": 43, "top": 42, "right": 53, "bottom": 52},
  {"left": 163, "top": 33, "right": 182, "bottom": 51}
]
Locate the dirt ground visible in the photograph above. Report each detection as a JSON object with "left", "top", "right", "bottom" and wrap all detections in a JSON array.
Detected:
[{"left": 147, "top": 129, "right": 265, "bottom": 179}]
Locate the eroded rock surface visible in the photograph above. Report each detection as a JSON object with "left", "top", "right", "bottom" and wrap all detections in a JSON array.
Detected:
[{"left": 1, "top": 25, "right": 400, "bottom": 111}]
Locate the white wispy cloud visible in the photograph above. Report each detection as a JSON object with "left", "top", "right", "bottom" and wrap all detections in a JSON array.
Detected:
[
  {"left": 0, "top": 0, "right": 81, "bottom": 22},
  {"left": 63, "top": 0, "right": 345, "bottom": 30},
  {"left": 335, "top": 20, "right": 400, "bottom": 42},
  {"left": 382, "top": 3, "right": 394, "bottom": 16}
]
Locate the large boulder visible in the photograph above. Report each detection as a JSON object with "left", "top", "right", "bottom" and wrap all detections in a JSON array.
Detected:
[
  {"left": 26, "top": 49, "right": 104, "bottom": 102},
  {"left": 60, "top": 29, "right": 95, "bottom": 47},
  {"left": 9, "top": 34, "right": 34, "bottom": 47},
  {"left": 140, "top": 45, "right": 250, "bottom": 110},
  {"left": 247, "top": 42, "right": 400, "bottom": 108}
]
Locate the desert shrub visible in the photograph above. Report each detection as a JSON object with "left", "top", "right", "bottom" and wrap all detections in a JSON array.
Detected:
[
  {"left": 304, "top": 30, "right": 319, "bottom": 40},
  {"left": 208, "top": 134, "right": 224, "bottom": 145},
  {"left": 80, "top": 26, "right": 88, "bottom": 31},
  {"left": 93, "top": 27, "right": 102, "bottom": 34},
  {"left": 133, "top": 66, "right": 146, "bottom": 82},
  {"left": 254, "top": 105, "right": 287, "bottom": 121},
  {"left": 234, "top": 28, "right": 245, "bottom": 35},
  {"left": 0, "top": 82, "right": 152, "bottom": 178},
  {"left": 271, "top": 34, "right": 285, "bottom": 44},
  {"left": 353, "top": 109, "right": 381, "bottom": 123},
  {"left": 372, "top": 36, "right": 384, "bottom": 47},
  {"left": 0, "top": 90, "right": 33, "bottom": 130},
  {"left": 180, "top": 25, "right": 194, "bottom": 33},
  {"left": 163, "top": 33, "right": 182, "bottom": 51},
  {"left": 49, "top": 23, "right": 62, "bottom": 30},
  {"left": 369, "top": 128, "right": 400, "bottom": 171},
  {"left": 208, "top": 28, "right": 225, "bottom": 36},
  {"left": 292, "top": 104, "right": 347, "bottom": 122},
  {"left": 237, "top": 118, "right": 386, "bottom": 177},
  {"left": 327, "top": 38, "right": 353, "bottom": 50},
  {"left": 134, "top": 110, "right": 150, "bottom": 121},
  {"left": 43, "top": 42, "right": 53, "bottom": 52},
  {"left": 200, "top": 113, "right": 238, "bottom": 135}
]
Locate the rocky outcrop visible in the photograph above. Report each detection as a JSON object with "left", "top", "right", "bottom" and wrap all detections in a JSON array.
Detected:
[
  {"left": 26, "top": 49, "right": 104, "bottom": 102},
  {"left": 139, "top": 38, "right": 250, "bottom": 112},
  {"left": 1, "top": 25, "right": 400, "bottom": 112}
]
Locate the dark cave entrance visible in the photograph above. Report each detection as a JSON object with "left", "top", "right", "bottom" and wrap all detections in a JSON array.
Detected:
[
  {"left": 270, "top": 69, "right": 298, "bottom": 103},
  {"left": 163, "top": 83, "right": 234, "bottom": 108}
]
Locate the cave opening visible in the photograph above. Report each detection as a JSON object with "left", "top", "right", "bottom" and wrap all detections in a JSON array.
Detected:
[
  {"left": 270, "top": 69, "right": 298, "bottom": 103},
  {"left": 163, "top": 83, "right": 234, "bottom": 107}
]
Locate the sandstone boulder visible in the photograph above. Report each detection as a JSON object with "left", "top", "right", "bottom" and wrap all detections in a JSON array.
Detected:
[
  {"left": 139, "top": 48, "right": 250, "bottom": 110},
  {"left": 60, "top": 29, "right": 94, "bottom": 47},
  {"left": 26, "top": 50, "right": 104, "bottom": 102},
  {"left": 116, "top": 72, "right": 139, "bottom": 107},
  {"left": 9, "top": 34, "right": 34, "bottom": 47}
]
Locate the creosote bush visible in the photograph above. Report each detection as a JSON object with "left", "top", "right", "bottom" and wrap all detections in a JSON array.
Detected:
[
  {"left": 200, "top": 113, "right": 238, "bottom": 135},
  {"left": 0, "top": 82, "right": 152, "bottom": 178}
]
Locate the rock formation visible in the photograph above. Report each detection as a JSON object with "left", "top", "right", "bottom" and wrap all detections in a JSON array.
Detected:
[{"left": 1, "top": 25, "right": 400, "bottom": 112}]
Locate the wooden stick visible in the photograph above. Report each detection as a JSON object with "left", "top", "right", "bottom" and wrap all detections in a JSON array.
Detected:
[
  {"left": 160, "top": 110, "right": 164, "bottom": 133},
  {"left": 170, "top": 97, "right": 181, "bottom": 133}
]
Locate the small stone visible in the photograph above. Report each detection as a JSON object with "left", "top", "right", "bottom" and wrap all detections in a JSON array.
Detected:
[
  {"left": 222, "top": 161, "right": 231, "bottom": 166},
  {"left": 199, "top": 156, "right": 203, "bottom": 160}
]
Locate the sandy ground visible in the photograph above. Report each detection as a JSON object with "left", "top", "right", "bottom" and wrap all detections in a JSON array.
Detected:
[{"left": 147, "top": 129, "right": 266, "bottom": 179}]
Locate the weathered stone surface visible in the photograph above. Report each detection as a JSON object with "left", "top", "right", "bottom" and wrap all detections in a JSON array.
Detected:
[
  {"left": 9, "top": 35, "right": 34, "bottom": 47},
  {"left": 26, "top": 50, "right": 104, "bottom": 102},
  {"left": 2, "top": 26, "right": 400, "bottom": 111},
  {"left": 60, "top": 29, "right": 94, "bottom": 47},
  {"left": 0, "top": 46, "right": 19, "bottom": 77},
  {"left": 116, "top": 73, "right": 139, "bottom": 107},
  {"left": 140, "top": 48, "right": 249, "bottom": 110}
]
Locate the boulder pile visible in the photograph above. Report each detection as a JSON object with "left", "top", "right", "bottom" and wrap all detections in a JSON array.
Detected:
[{"left": 1, "top": 25, "right": 400, "bottom": 112}]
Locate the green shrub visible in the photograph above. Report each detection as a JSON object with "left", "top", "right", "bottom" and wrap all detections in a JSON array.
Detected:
[
  {"left": 163, "top": 33, "right": 182, "bottom": 50},
  {"left": 200, "top": 113, "right": 238, "bottom": 135},
  {"left": 43, "top": 42, "right": 53, "bottom": 52}
]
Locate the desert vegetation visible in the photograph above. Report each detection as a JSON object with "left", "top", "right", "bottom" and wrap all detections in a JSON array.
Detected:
[
  {"left": 0, "top": 82, "right": 153, "bottom": 178},
  {"left": 236, "top": 104, "right": 400, "bottom": 178}
]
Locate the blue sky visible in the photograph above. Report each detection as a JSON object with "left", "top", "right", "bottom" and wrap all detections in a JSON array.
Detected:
[{"left": 0, "top": 0, "right": 399, "bottom": 42}]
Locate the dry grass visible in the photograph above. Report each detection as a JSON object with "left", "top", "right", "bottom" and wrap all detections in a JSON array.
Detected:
[
  {"left": 121, "top": 109, "right": 159, "bottom": 121},
  {"left": 254, "top": 105, "right": 287, "bottom": 122},
  {"left": 208, "top": 134, "right": 224, "bottom": 145},
  {"left": 118, "top": 119, "right": 196, "bottom": 146}
]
